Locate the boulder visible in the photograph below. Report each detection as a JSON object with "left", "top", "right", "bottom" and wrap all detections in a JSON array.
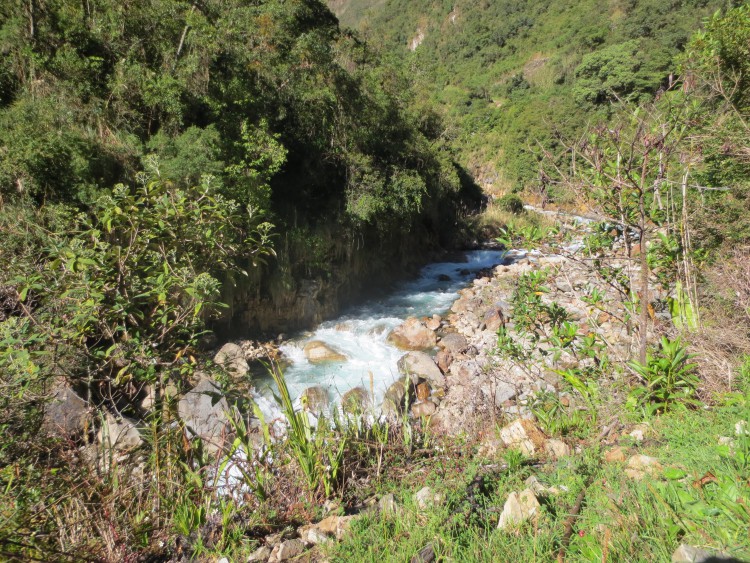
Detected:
[
  {"left": 342, "top": 387, "right": 369, "bottom": 414},
  {"left": 42, "top": 382, "right": 89, "bottom": 439},
  {"left": 177, "top": 379, "right": 231, "bottom": 453},
  {"left": 499, "top": 419, "right": 546, "bottom": 456},
  {"left": 398, "top": 352, "right": 445, "bottom": 387},
  {"left": 411, "top": 401, "right": 437, "bottom": 418},
  {"left": 438, "top": 333, "right": 468, "bottom": 354},
  {"left": 213, "top": 343, "right": 249, "bottom": 376},
  {"left": 301, "top": 386, "right": 329, "bottom": 413},
  {"left": 303, "top": 340, "right": 347, "bottom": 363},
  {"left": 497, "top": 489, "right": 541, "bottom": 530},
  {"left": 387, "top": 317, "right": 438, "bottom": 350},
  {"left": 382, "top": 378, "right": 410, "bottom": 418}
]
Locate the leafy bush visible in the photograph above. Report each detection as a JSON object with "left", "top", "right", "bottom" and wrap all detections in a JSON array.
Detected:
[
  {"left": 627, "top": 337, "right": 699, "bottom": 416},
  {"left": 497, "top": 193, "right": 525, "bottom": 214}
]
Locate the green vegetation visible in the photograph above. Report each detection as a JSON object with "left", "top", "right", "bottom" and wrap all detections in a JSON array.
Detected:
[
  {"left": 333, "top": 0, "right": 724, "bottom": 194},
  {"left": 2, "top": 0, "right": 750, "bottom": 561}
]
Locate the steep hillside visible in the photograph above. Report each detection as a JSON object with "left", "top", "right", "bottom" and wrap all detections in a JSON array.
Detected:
[{"left": 329, "top": 0, "right": 724, "bottom": 196}]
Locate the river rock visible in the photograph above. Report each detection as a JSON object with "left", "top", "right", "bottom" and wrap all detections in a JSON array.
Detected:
[
  {"left": 438, "top": 333, "right": 468, "bottom": 353},
  {"left": 214, "top": 342, "right": 249, "bottom": 376},
  {"left": 398, "top": 352, "right": 445, "bottom": 387},
  {"left": 425, "top": 314, "right": 442, "bottom": 331},
  {"left": 42, "top": 381, "right": 89, "bottom": 439},
  {"left": 342, "top": 387, "right": 369, "bottom": 414},
  {"left": 387, "top": 317, "right": 438, "bottom": 350},
  {"left": 435, "top": 349, "right": 453, "bottom": 372},
  {"left": 382, "top": 378, "right": 410, "bottom": 416},
  {"left": 499, "top": 419, "right": 547, "bottom": 456},
  {"left": 497, "top": 488, "right": 541, "bottom": 530},
  {"left": 303, "top": 340, "right": 347, "bottom": 363},
  {"left": 482, "top": 307, "right": 505, "bottom": 332},
  {"left": 411, "top": 401, "right": 437, "bottom": 418},
  {"left": 177, "top": 379, "right": 231, "bottom": 453},
  {"left": 301, "top": 386, "right": 329, "bottom": 413}
]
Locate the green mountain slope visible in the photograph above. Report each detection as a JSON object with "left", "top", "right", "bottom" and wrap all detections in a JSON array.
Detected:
[{"left": 329, "top": 0, "right": 725, "bottom": 195}]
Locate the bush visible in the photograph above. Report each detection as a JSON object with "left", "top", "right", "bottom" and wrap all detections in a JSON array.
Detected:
[{"left": 497, "top": 193, "right": 525, "bottom": 214}]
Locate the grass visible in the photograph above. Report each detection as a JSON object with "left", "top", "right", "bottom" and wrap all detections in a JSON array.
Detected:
[{"left": 322, "top": 390, "right": 750, "bottom": 562}]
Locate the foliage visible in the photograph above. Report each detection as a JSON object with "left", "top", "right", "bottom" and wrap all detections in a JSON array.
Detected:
[
  {"left": 496, "top": 193, "right": 524, "bottom": 214},
  {"left": 627, "top": 337, "right": 699, "bottom": 415}
]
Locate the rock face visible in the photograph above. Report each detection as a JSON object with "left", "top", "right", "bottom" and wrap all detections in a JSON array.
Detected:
[
  {"left": 387, "top": 317, "right": 437, "bottom": 350},
  {"left": 177, "top": 379, "right": 231, "bottom": 453},
  {"left": 301, "top": 386, "right": 329, "bottom": 413},
  {"left": 214, "top": 342, "right": 249, "bottom": 376},
  {"left": 499, "top": 419, "right": 547, "bottom": 456},
  {"left": 497, "top": 489, "right": 541, "bottom": 530},
  {"left": 42, "top": 382, "right": 89, "bottom": 439},
  {"left": 303, "top": 340, "right": 347, "bottom": 363},
  {"left": 397, "top": 352, "right": 445, "bottom": 387}
]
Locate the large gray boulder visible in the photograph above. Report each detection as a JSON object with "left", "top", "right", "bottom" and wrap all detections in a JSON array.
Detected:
[
  {"left": 214, "top": 343, "right": 249, "bottom": 376},
  {"left": 398, "top": 352, "right": 445, "bottom": 387},
  {"left": 178, "top": 379, "right": 231, "bottom": 453}
]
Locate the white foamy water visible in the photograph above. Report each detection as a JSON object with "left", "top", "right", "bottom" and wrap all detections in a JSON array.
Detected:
[{"left": 251, "top": 249, "right": 517, "bottom": 414}]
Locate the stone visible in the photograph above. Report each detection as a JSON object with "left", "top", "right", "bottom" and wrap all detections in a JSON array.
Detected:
[
  {"left": 342, "top": 387, "right": 369, "bottom": 414},
  {"left": 525, "top": 476, "right": 561, "bottom": 496},
  {"left": 379, "top": 493, "right": 399, "bottom": 516},
  {"left": 438, "top": 333, "right": 468, "bottom": 353},
  {"left": 42, "top": 381, "right": 89, "bottom": 439},
  {"left": 425, "top": 314, "right": 442, "bottom": 331},
  {"left": 435, "top": 349, "right": 453, "bottom": 373},
  {"left": 497, "top": 489, "right": 541, "bottom": 530},
  {"left": 177, "top": 379, "right": 231, "bottom": 453},
  {"left": 398, "top": 352, "right": 445, "bottom": 387},
  {"left": 247, "top": 546, "right": 272, "bottom": 562},
  {"left": 416, "top": 382, "right": 431, "bottom": 401},
  {"left": 625, "top": 454, "right": 663, "bottom": 480},
  {"left": 387, "top": 317, "right": 438, "bottom": 350},
  {"left": 303, "top": 340, "right": 346, "bottom": 363},
  {"left": 411, "top": 401, "right": 437, "bottom": 418},
  {"left": 270, "top": 538, "right": 306, "bottom": 561},
  {"left": 317, "top": 515, "right": 354, "bottom": 540},
  {"left": 213, "top": 342, "right": 249, "bottom": 376},
  {"left": 482, "top": 307, "right": 505, "bottom": 332},
  {"left": 671, "top": 544, "right": 725, "bottom": 563},
  {"left": 735, "top": 420, "right": 748, "bottom": 436},
  {"left": 98, "top": 412, "right": 142, "bottom": 452},
  {"left": 303, "top": 526, "right": 330, "bottom": 545},
  {"left": 414, "top": 486, "right": 443, "bottom": 510},
  {"left": 498, "top": 419, "right": 547, "bottom": 456},
  {"left": 604, "top": 446, "right": 627, "bottom": 464},
  {"left": 628, "top": 423, "right": 650, "bottom": 442},
  {"left": 487, "top": 380, "right": 517, "bottom": 407},
  {"left": 411, "top": 543, "right": 436, "bottom": 563},
  {"left": 384, "top": 378, "right": 410, "bottom": 411},
  {"left": 544, "top": 439, "right": 571, "bottom": 459},
  {"left": 301, "top": 386, "right": 329, "bottom": 413}
]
